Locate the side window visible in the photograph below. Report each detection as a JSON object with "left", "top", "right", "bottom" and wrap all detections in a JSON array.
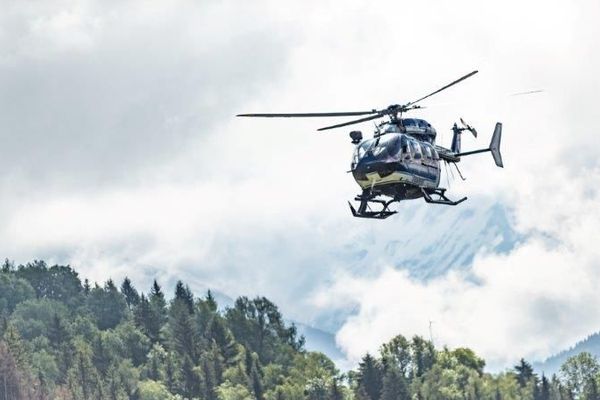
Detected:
[
  {"left": 403, "top": 119, "right": 416, "bottom": 128},
  {"left": 400, "top": 136, "right": 411, "bottom": 159},
  {"left": 421, "top": 143, "right": 433, "bottom": 159},
  {"left": 410, "top": 141, "right": 422, "bottom": 159}
]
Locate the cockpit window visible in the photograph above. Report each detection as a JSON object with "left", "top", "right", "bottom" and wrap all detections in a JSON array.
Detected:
[
  {"left": 418, "top": 120, "right": 429, "bottom": 129},
  {"left": 403, "top": 119, "right": 417, "bottom": 127}
]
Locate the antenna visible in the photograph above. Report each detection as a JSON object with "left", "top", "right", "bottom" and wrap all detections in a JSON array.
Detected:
[
  {"left": 429, "top": 320, "right": 435, "bottom": 346},
  {"left": 373, "top": 121, "right": 381, "bottom": 135}
]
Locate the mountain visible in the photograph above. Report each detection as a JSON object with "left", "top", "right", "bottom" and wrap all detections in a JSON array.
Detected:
[
  {"left": 534, "top": 332, "right": 600, "bottom": 375},
  {"left": 310, "top": 199, "right": 520, "bottom": 335},
  {"left": 348, "top": 200, "right": 520, "bottom": 280}
]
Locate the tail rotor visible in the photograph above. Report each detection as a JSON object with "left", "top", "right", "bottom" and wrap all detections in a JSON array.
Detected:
[{"left": 460, "top": 117, "right": 478, "bottom": 138}]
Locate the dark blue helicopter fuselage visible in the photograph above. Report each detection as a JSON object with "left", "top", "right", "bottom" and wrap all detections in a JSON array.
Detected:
[{"left": 351, "top": 128, "right": 441, "bottom": 200}]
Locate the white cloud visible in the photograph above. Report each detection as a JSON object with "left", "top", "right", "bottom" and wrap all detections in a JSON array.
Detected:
[
  {"left": 1, "top": 0, "right": 600, "bottom": 370},
  {"left": 315, "top": 164, "right": 600, "bottom": 369}
]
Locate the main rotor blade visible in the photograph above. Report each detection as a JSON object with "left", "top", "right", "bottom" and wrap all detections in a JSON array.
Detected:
[
  {"left": 317, "top": 114, "right": 382, "bottom": 131},
  {"left": 237, "top": 111, "right": 376, "bottom": 118},
  {"left": 406, "top": 70, "right": 479, "bottom": 107},
  {"left": 510, "top": 89, "right": 544, "bottom": 96}
]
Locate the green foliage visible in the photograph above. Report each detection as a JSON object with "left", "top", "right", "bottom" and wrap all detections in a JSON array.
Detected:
[
  {"left": 10, "top": 298, "right": 68, "bottom": 340},
  {"left": 121, "top": 277, "right": 141, "bottom": 309},
  {"left": 86, "top": 279, "right": 128, "bottom": 330},
  {"left": 560, "top": 352, "right": 600, "bottom": 399},
  {"left": 15, "top": 260, "right": 82, "bottom": 306},
  {"left": 217, "top": 381, "right": 254, "bottom": 400},
  {"left": 5, "top": 260, "right": 600, "bottom": 400},
  {"left": 226, "top": 297, "right": 304, "bottom": 366},
  {"left": 515, "top": 358, "right": 536, "bottom": 388},
  {"left": 0, "top": 274, "right": 35, "bottom": 315},
  {"left": 138, "top": 380, "right": 178, "bottom": 400},
  {"left": 356, "top": 353, "right": 383, "bottom": 400},
  {"left": 381, "top": 366, "right": 409, "bottom": 400}
]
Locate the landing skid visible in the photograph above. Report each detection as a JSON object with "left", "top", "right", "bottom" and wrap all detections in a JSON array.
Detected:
[
  {"left": 348, "top": 187, "right": 467, "bottom": 219},
  {"left": 421, "top": 187, "right": 467, "bottom": 206},
  {"left": 348, "top": 194, "right": 397, "bottom": 219}
]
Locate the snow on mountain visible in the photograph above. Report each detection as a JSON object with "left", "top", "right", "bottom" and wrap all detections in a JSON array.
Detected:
[
  {"left": 311, "top": 198, "right": 521, "bottom": 335},
  {"left": 349, "top": 199, "right": 520, "bottom": 280}
]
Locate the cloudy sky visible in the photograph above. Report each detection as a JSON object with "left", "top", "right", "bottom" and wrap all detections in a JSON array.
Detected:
[{"left": 1, "top": 0, "right": 599, "bottom": 370}]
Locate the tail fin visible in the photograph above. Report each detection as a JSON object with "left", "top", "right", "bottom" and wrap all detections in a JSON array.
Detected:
[
  {"left": 451, "top": 129, "right": 461, "bottom": 153},
  {"left": 490, "top": 122, "right": 503, "bottom": 168}
]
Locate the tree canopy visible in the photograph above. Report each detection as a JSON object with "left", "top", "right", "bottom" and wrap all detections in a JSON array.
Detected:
[{"left": 0, "top": 260, "right": 598, "bottom": 400}]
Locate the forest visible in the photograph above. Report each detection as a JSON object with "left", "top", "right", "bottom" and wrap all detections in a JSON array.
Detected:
[{"left": 0, "top": 260, "right": 599, "bottom": 400}]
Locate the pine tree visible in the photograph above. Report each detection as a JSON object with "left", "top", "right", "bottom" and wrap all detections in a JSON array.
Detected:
[
  {"left": 92, "top": 335, "right": 111, "bottom": 377},
  {"left": 206, "top": 316, "right": 238, "bottom": 366},
  {"left": 121, "top": 277, "right": 140, "bottom": 309},
  {"left": 86, "top": 279, "right": 127, "bottom": 330},
  {"left": 1, "top": 259, "right": 13, "bottom": 273},
  {"left": 134, "top": 294, "right": 154, "bottom": 340},
  {"left": 329, "top": 377, "right": 345, "bottom": 400},
  {"left": 174, "top": 281, "right": 194, "bottom": 314},
  {"left": 199, "top": 345, "right": 222, "bottom": 400},
  {"left": 180, "top": 355, "right": 201, "bottom": 399},
  {"left": 515, "top": 358, "right": 535, "bottom": 388},
  {"left": 48, "top": 313, "right": 69, "bottom": 349},
  {"left": 68, "top": 339, "right": 101, "bottom": 400},
  {"left": 149, "top": 280, "right": 167, "bottom": 341},
  {"left": 206, "top": 290, "right": 218, "bottom": 312},
  {"left": 381, "top": 366, "right": 409, "bottom": 400},
  {"left": 165, "top": 353, "right": 177, "bottom": 393},
  {"left": 539, "top": 374, "right": 550, "bottom": 400},
  {"left": 169, "top": 298, "right": 199, "bottom": 361},
  {"left": 357, "top": 354, "right": 383, "bottom": 400},
  {"left": 83, "top": 279, "right": 91, "bottom": 295},
  {"left": 250, "top": 359, "right": 264, "bottom": 400}
]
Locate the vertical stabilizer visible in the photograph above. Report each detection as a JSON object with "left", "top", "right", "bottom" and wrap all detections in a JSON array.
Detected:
[{"left": 490, "top": 122, "right": 503, "bottom": 168}]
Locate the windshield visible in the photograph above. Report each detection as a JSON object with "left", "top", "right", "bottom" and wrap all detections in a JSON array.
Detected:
[
  {"left": 353, "top": 139, "right": 375, "bottom": 167},
  {"left": 356, "top": 139, "right": 375, "bottom": 159},
  {"left": 372, "top": 134, "right": 400, "bottom": 158},
  {"left": 353, "top": 135, "right": 401, "bottom": 166}
]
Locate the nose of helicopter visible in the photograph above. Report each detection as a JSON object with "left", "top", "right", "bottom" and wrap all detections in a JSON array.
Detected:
[{"left": 352, "top": 159, "right": 395, "bottom": 181}]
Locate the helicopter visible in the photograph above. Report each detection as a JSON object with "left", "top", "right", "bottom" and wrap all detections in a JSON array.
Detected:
[{"left": 237, "top": 70, "right": 503, "bottom": 219}]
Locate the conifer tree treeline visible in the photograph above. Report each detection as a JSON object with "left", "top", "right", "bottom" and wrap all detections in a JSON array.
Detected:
[{"left": 0, "top": 259, "right": 599, "bottom": 400}]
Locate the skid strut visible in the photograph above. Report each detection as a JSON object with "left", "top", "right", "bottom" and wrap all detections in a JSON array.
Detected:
[
  {"left": 421, "top": 187, "right": 467, "bottom": 206},
  {"left": 348, "top": 192, "right": 398, "bottom": 219}
]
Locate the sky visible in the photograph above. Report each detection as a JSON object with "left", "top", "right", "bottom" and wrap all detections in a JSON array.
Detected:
[{"left": 1, "top": 0, "right": 600, "bottom": 370}]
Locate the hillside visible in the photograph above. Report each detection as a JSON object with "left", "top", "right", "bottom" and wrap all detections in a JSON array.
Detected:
[
  {"left": 1, "top": 260, "right": 597, "bottom": 400},
  {"left": 534, "top": 333, "right": 600, "bottom": 375}
]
